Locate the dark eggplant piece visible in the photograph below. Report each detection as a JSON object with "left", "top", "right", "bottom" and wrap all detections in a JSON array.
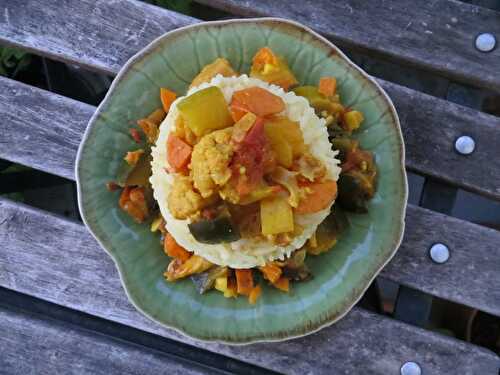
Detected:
[
  {"left": 191, "top": 266, "right": 228, "bottom": 294},
  {"left": 188, "top": 213, "right": 241, "bottom": 244},
  {"left": 285, "top": 249, "right": 306, "bottom": 269},
  {"left": 331, "top": 138, "right": 359, "bottom": 163},
  {"left": 328, "top": 124, "right": 349, "bottom": 140},
  {"left": 283, "top": 264, "right": 312, "bottom": 281},
  {"left": 337, "top": 173, "right": 371, "bottom": 213},
  {"left": 308, "top": 206, "right": 349, "bottom": 255},
  {"left": 116, "top": 149, "right": 152, "bottom": 188},
  {"left": 283, "top": 249, "right": 311, "bottom": 281}
]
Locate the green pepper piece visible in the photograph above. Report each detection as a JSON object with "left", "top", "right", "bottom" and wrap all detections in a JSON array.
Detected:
[
  {"left": 337, "top": 173, "right": 371, "bottom": 213},
  {"left": 292, "top": 86, "right": 332, "bottom": 113}
]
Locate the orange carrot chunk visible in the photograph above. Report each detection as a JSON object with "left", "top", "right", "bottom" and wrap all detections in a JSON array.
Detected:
[
  {"left": 273, "top": 277, "right": 290, "bottom": 292},
  {"left": 235, "top": 269, "right": 254, "bottom": 296},
  {"left": 259, "top": 262, "right": 282, "bottom": 283},
  {"left": 248, "top": 284, "right": 262, "bottom": 304},
  {"left": 160, "top": 88, "right": 177, "bottom": 112},
  {"left": 164, "top": 233, "right": 191, "bottom": 262},
  {"left": 295, "top": 180, "right": 338, "bottom": 214},
  {"left": 252, "top": 47, "right": 279, "bottom": 67},
  {"left": 119, "top": 186, "right": 149, "bottom": 223},
  {"left": 318, "top": 77, "right": 337, "bottom": 97},
  {"left": 230, "top": 87, "right": 285, "bottom": 118},
  {"left": 167, "top": 133, "right": 192, "bottom": 172}
]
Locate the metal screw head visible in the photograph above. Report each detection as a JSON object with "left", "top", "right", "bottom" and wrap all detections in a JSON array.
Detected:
[
  {"left": 400, "top": 362, "right": 422, "bottom": 375},
  {"left": 430, "top": 243, "right": 450, "bottom": 264},
  {"left": 475, "top": 33, "right": 496, "bottom": 52},
  {"left": 455, "top": 135, "right": 475, "bottom": 155}
]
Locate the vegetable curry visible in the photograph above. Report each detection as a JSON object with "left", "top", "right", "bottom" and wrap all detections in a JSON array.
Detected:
[{"left": 108, "top": 47, "right": 377, "bottom": 304}]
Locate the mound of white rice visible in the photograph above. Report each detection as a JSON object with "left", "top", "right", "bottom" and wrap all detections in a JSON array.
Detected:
[{"left": 150, "top": 75, "right": 341, "bottom": 268}]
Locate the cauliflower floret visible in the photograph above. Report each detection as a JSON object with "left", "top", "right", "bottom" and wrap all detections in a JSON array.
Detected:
[
  {"left": 168, "top": 176, "right": 210, "bottom": 219},
  {"left": 190, "top": 128, "right": 234, "bottom": 198}
]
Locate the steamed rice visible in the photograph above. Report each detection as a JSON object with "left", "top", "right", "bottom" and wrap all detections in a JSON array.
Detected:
[{"left": 150, "top": 75, "right": 341, "bottom": 268}]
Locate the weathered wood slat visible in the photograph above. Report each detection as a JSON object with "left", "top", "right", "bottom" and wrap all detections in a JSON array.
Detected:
[
  {"left": 0, "top": 305, "right": 209, "bottom": 375},
  {"left": 2, "top": 1, "right": 500, "bottom": 199},
  {"left": 2, "top": 76, "right": 500, "bottom": 313},
  {"left": 0, "top": 77, "right": 92, "bottom": 180},
  {"left": 381, "top": 80, "right": 500, "bottom": 201},
  {"left": 382, "top": 203, "right": 500, "bottom": 316},
  {"left": 197, "top": 0, "right": 500, "bottom": 92},
  {"left": 0, "top": 198, "right": 498, "bottom": 374},
  {"left": 0, "top": 0, "right": 196, "bottom": 75},
  {"left": 3, "top": 0, "right": 500, "bottom": 92},
  {"left": 3, "top": 62, "right": 500, "bottom": 201}
]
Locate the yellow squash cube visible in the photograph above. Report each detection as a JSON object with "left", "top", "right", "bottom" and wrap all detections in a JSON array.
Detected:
[
  {"left": 177, "top": 86, "right": 233, "bottom": 137},
  {"left": 260, "top": 196, "right": 294, "bottom": 235}
]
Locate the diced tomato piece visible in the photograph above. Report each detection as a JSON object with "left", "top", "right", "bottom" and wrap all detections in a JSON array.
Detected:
[
  {"left": 231, "top": 119, "right": 268, "bottom": 196},
  {"left": 167, "top": 133, "right": 192, "bottom": 172},
  {"left": 230, "top": 87, "right": 285, "bottom": 118},
  {"left": 129, "top": 128, "right": 142, "bottom": 143},
  {"left": 341, "top": 149, "right": 373, "bottom": 173}
]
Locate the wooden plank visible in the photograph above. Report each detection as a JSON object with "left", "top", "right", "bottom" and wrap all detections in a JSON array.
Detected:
[
  {"left": 381, "top": 80, "right": 500, "bottom": 201},
  {"left": 3, "top": 0, "right": 500, "bottom": 92},
  {"left": 0, "top": 0, "right": 196, "bottom": 75},
  {"left": 0, "top": 198, "right": 498, "bottom": 374},
  {"left": 2, "top": 78, "right": 500, "bottom": 313},
  {"left": 0, "top": 77, "right": 93, "bottom": 180},
  {"left": 3, "top": 69, "right": 500, "bottom": 201},
  {"left": 381, "top": 195, "right": 500, "bottom": 317},
  {"left": 0, "top": 305, "right": 210, "bottom": 375},
  {"left": 197, "top": 0, "right": 500, "bottom": 92},
  {"left": 2, "top": 0, "right": 500, "bottom": 199}
]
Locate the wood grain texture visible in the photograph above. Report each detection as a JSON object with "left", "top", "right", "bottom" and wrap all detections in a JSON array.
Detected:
[
  {"left": 380, "top": 79, "right": 500, "bottom": 201},
  {"left": 0, "top": 198, "right": 498, "bottom": 374},
  {"left": 0, "top": 0, "right": 196, "bottom": 75},
  {"left": 0, "top": 76, "right": 94, "bottom": 180},
  {"left": 3, "top": 67, "right": 500, "bottom": 200},
  {"left": 2, "top": 0, "right": 500, "bottom": 198},
  {"left": 0, "top": 305, "right": 209, "bottom": 375},
  {"left": 382, "top": 205, "right": 500, "bottom": 316},
  {"left": 197, "top": 0, "right": 500, "bottom": 91}
]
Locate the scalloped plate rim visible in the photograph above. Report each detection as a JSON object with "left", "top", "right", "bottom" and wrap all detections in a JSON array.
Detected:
[{"left": 75, "top": 17, "right": 408, "bottom": 345}]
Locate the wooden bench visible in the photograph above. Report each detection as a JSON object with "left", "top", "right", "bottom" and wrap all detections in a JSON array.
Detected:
[{"left": 0, "top": 1, "right": 499, "bottom": 373}]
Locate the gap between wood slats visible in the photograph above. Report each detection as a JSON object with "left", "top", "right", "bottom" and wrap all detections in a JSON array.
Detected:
[{"left": 0, "top": 197, "right": 498, "bottom": 374}]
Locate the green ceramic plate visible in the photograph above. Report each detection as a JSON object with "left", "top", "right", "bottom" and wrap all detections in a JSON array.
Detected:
[{"left": 76, "top": 18, "right": 407, "bottom": 344}]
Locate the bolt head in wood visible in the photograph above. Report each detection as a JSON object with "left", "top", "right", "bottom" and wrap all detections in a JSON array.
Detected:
[
  {"left": 400, "top": 362, "right": 422, "bottom": 375},
  {"left": 475, "top": 33, "right": 496, "bottom": 52},
  {"left": 455, "top": 136, "right": 475, "bottom": 155},
  {"left": 430, "top": 243, "right": 449, "bottom": 264}
]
